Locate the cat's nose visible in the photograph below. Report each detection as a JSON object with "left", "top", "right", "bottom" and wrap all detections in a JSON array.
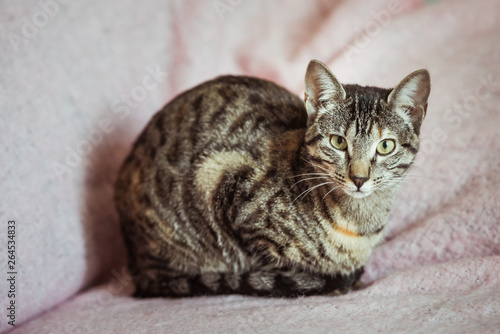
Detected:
[
  {"left": 349, "top": 161, "right": 370, "bottom": 190},
  {"left": 351, "top": 176, "right": 369, "bottom": 190}
]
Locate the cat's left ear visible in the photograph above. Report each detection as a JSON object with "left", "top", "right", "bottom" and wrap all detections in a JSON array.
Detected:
[
  {"left": 388, "top": 69, "right": 431, "bottom": 135},
  {"left": 304, "top": 60, "right": 346, "bottom": 123}
]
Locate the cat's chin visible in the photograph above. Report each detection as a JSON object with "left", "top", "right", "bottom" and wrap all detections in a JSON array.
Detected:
[{"left": 344, "top": 189, "right": 372, "bottom": 199}]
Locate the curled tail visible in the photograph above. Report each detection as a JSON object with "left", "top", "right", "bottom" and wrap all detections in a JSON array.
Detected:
[{"left": 133, "top": 267, "right": 364, "bottom": 298}]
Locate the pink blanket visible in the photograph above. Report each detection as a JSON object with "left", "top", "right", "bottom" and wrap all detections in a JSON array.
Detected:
[{"left": 2, "top": 0, "right": 500, "bottom": 332}]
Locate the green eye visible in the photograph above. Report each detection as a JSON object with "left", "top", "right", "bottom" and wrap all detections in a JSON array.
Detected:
[
  {"left": 330, "top": 135, "right": 347, "bottom": 150},
  {"left": 377, "top": 139, "right": 396, "bottom": 155}
]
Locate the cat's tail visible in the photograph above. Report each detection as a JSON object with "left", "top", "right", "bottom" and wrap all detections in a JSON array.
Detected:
[{"left": 133, "top": 267, "right": 363, "bottom": 298}]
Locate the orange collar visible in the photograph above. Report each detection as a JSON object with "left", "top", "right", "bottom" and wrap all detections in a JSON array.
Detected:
[{"left": 335, "top": 225, "right": 360, "bottom": 237}]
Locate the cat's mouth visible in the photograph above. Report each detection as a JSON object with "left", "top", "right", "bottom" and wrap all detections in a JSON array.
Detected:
[{"left": 343, "top": 185, "right": 373, "bottom": 199}]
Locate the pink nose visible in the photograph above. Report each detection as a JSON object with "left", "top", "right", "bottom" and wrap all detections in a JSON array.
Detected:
[{"left": 351, "top": 177, "right": 368, "bottom": 190}]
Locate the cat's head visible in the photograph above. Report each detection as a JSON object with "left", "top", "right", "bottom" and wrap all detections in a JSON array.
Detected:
[{"left": 303, "top": 60, "right": 430, "bottom": 199}]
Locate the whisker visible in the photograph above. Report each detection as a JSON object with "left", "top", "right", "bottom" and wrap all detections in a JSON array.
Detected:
[
  {"left": 378, "top": 179, "right": 408, "bottom": 193},
  {"left": 292, "top": 181, "right": 336, "bottom": 204},
  {"left": 290, "top": 176, "right": 331, "bottom": 189},
  {"left": 399, "top": 175, "right": 425, "bottom": 181},
  {"left": 288, "top": 172, "right": 331, "bottom": 179},
  {"left": 322, "top": 185, "right": 341, "bottom": 201}
]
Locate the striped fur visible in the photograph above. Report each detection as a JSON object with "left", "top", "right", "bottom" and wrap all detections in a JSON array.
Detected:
[{"left": 114, "top": 61, "right": 430, "bottom": 298}]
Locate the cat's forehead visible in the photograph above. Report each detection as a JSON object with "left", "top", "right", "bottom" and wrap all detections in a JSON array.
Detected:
[
  {"left": 318, "top": 85, "right": 405, "bottom": 136},
  {"left": 343, "top": 85, "right": 392, "bottom": 121},
  {"left": 345, "top": 118, "right": 394, "bottom": 141}
]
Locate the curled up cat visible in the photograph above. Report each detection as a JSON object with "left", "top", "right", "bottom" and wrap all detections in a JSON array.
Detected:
[{"left": 114, "top": 60, "right": 431, "bottom": 297}]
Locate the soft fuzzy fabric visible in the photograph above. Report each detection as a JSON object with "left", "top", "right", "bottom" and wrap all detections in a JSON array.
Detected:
[{"left": 1, "top": 0, "right": 500, "bottom": 333}]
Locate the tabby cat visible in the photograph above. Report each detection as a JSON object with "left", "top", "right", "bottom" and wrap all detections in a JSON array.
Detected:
[{"left": 114, "top": 60, "right": 430, "bottom": 297}]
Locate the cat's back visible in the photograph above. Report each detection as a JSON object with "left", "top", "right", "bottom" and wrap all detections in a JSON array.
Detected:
[
  {"left": 126, "top": 75, "right": 306, "bottom": 170},
  {"left": 115, "top": 75, "right": 307, "bottom": 218},
  {"left": 161, "top": 75, "right": 307, "bottom": 148}
]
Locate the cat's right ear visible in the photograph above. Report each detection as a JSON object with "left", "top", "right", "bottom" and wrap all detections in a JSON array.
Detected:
[{"left": 304, "top": 60, "right": 346, "bottom": 122}]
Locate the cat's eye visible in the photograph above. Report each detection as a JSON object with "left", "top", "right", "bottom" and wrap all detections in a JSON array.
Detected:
[
  {"left": 376, "top": 139, "right": 396, "bottom": 155},
  {"left": 330, "top": 135, "right": 347, "bottom": 150}
]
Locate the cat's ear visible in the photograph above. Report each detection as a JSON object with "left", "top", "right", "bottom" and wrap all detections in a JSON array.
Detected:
[
  {"left": 304, "top": 60, "right": 346, "bottom": 121},
  {"left": 388, "top": 69, "right": 431, "bottom": 135}
]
